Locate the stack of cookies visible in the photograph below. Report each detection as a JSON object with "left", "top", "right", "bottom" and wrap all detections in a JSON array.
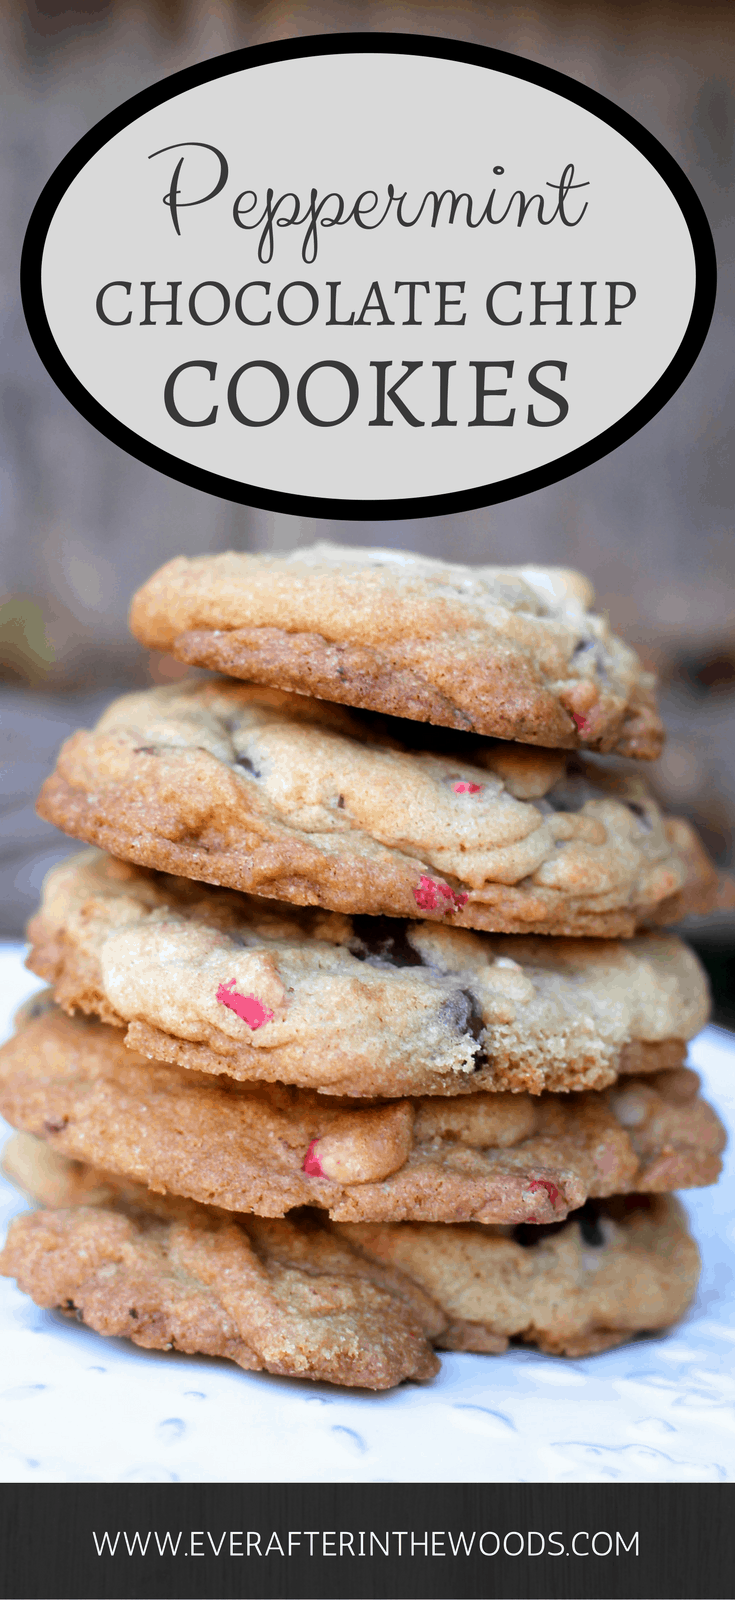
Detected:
[{"left": 0, "top": 546, "right": 728, "bottom": 1389}]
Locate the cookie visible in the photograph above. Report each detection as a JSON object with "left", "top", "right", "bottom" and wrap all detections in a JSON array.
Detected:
[
  {"left": 35, "top": 681, "right": 717, "bottom": 939},
  {"left": 3, "top": 1131, "right": 127, "bottom": 1210},
  {"left": 0, "top": 1145, "right": 700, "bottom": 1369},
  {"left": 27, "top": 852, "right": 710, "bottom": 1096},
  {"left": 0, "top": 1005, "right": 723, "bottom": 1224},
  {"left": 0, "top": 1186, "right": 441, "bottom": 1390},
  {"left": 342, "top": 1194, "right": 701, "bottom": 1358},
  {"left": 129, "top": 546, "right": 664, "bottom": 758}
]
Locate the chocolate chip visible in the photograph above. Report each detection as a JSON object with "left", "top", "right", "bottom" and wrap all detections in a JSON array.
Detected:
[
  {"left": 512, "top": 1218, "right": 567, "bottom": 1248},
  {"left": 129, "top": 1308, "right": 139, "bottom": 1320},
  {"left": 350, "top": 916, "right": 424, "bottom": 967},
  {"left": 462, "top": 989, "right": 486, "bottom": 1043},
  {"left": 579, "top": 1209, "right": 605, "bottom": 1248},
  {"left": 513, "top": 1200, "right": 605, "bottom": 1250},
  {"left": 337, "top": 794, "right": 345, "bottom": 809},
  {"left": 577, "top": 1201, "right": 605, "bottom": 1247},
  {"left": 234, "top": 755, "right": 261, "bottom": 778},
  {"left": 438, "top": 988, "right": 486, "bottom": 1065},
  {"left": 439, "top": 990, "right": 470, "bottom": 1032}
]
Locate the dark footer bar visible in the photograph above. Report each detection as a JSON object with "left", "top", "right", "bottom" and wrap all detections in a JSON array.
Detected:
[{"left": 0, "top": 1481, "right": 731, "bottom": 1599}]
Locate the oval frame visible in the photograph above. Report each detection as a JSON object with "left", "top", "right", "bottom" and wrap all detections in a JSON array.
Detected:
[{"left": 21, "top": 32, "right": 717, "bottom": 520}]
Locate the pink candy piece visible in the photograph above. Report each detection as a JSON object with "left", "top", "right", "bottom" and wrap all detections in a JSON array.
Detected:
[
  {"left": 303, "top": 1139, "right": 326, "bottom": 1178},
  {"left": 216, "top": 980, "right": 274, "bottom": 1030},
  {"left": 452, "top": 781, "right": 482, "bottom": 795},
  {"left": 527, "top": 1177, "right": 560, "bottom": 1209},
  {"left": 413, "top": 875, "right": 469, "bottom": 913},
  {"left": 571, "top": 712, "right": 588, "bottom": 733}
]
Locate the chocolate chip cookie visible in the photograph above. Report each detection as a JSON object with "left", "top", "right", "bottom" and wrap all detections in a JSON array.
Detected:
[
  {"left": 1, "top": 1143, "right": 700, "bottom": 1375},
  {"left": 27, "top": 852, "right": 709, "bottom": 1096},
  {"left": 0, "top": 1005, "right": 723, "bottom": 1225},
  {"left": 0, "top": 1177, "right": 441, "bottom": 1390},
  {"left": 129, "top": 546, "right": 664, "bottom": 757},
  {"left": 35, "top": 682, "right": 716, "bottom": 938}
]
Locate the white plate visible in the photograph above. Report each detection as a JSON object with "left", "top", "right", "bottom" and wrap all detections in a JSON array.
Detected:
[{"left": 0, "top": 942, "right": 733, "bottom": 1484}]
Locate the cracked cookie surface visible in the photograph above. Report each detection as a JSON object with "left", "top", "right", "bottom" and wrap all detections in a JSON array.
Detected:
[
  {"left": 0, "top": 1176, "right": 440, "bottom": 1390},
  {"left": 35, "top": 681, "right": 716, "bottom": 938},
  {"left": 27, "top": 851, "right": 710, "bottom": 1096},
  {"left": 0, "top": 1005, "right": 723, "bottom": 1225},
  {"left": 129, "top": 545, "right": 664, "bottom": 757},
  {"left": 1, "top": 1144, "right": 700, "bottom": 1370}
]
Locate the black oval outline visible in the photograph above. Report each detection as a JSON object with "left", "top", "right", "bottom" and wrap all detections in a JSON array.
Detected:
[{"left": 21, "top": 31, "right": 717, "bottom": 520}]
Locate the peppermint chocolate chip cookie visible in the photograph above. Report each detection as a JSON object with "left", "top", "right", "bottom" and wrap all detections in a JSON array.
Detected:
[
  {"left": 27, "top": 852, "right": 709, "bottom": 1096},
  {"left": 35, "top": 681, "right": 716, "bottom": 939},
  {"left": 130, "top": 546, "right": 664, "bottom": 757},
  {"left": 0, "top": 1147, "right": 700, "bottom": 1372},
  {"left": 342, "top": 1194, "right": 701, "bottom": 1358},
  {"left": 0, "top": 1181, "right": 440, "bottom": 1389},
  {"left": 0, "top": 1006, "right": 723, "bottom": 1225}
]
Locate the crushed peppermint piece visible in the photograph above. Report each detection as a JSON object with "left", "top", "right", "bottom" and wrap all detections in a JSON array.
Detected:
[
  {"left": 572, "top": 713, "right": 588, "bottom": 733},
  {"left": 413, "top": 875, "right": 468, "bottom": 913},
  {"left": 525, "top": 1184, "right": 560, "bottom": 1203},
  {"left": 452, "top": 781, "right": 482, "bottom": 795},
  {"left": 216, "top": 980, "right": 274, "bottom": 1029},
  {"left": 303, "top": 1139, "right": 326, "bottom": 1177}
]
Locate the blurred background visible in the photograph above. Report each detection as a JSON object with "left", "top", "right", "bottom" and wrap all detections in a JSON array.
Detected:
[{"left": 1, "top": 0, "right": 734, "bottom": 1017}]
